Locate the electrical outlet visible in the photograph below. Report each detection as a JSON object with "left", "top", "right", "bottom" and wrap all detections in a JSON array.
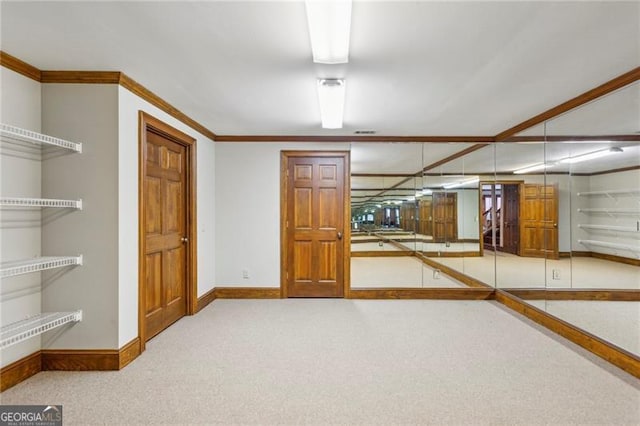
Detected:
[
  {"left": 378, "top": 241, "right": 383, "bottom": 247},
  {"left": 552, "top": 269, "right": 560, "bottom": 280},
  {"left": 242, "top": 269, "right": 249, "bottom": 279},
  {"left": 433, "top": 269, "right": 441, "bottom": 279},
  {"left": 445, "top": 241, "right": 450, "bottom": 248}
]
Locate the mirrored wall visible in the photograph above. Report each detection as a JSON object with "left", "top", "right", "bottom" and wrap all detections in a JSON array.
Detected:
[{"left": 349, "top": 79, "right": 639, "bottom": 357}]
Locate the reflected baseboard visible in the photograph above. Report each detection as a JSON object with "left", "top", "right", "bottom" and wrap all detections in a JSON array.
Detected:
[{"left": 502, "top": 288, "right": 640, "bottom": 301}]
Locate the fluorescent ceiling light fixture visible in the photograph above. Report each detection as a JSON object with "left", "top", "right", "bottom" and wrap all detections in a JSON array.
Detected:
[
  {"left": 406, "top": 196, "right": 415, "bottom": 201},
  {"left": 513, "top": 163, "right": 554, "bottom": 174},
  {"left": 442, "top": 177, "right": 480, "bottom": 189},
  {"left": 305, "top": 0, "right": 352, "bottom": 64},
  {"left": 422, "top": 188, "right": 433, "bottom": 195},
  {"left": 559, "top": 147, "right": 623, "bottom": 164},
  {"left": 317, "top": 78, "right": 345, "bottom": 129}
]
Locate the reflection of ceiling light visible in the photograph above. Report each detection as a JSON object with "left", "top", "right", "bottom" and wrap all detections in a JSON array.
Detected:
[
  {"left": 317, "top": 79, "right": 345, "bottom": 129},
  {"left": 559, "top": 147, "right": 623, "bottom": 164},
  {"left": 305, "top": 0, "right": 352, "bottom": 64},
  {"left": 415, "top": 191, "right": 422, "bottom": 197},
  {"left": 406, "top": 196, "right": 415, "bottom": 201},
  {"left": 513, "top": 163, "right": 554, "bottom": 174},
  {"left": 442, "top": 177, "right": 480, "bottom": 189},
  {"left": 393, "top": 200, "right": 402, "bottom": 205},
  {"left": 422, "top": 188, "right": 433, "bottom": 195}
]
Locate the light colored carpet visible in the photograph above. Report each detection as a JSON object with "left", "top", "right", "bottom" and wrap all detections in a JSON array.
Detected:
[{"left": 1, "top": 300, "right": 638, "bottom": 425}]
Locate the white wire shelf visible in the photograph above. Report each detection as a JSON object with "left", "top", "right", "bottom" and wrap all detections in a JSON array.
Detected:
[
  {"left": 578, "top": 224, "right": 639, "bottom": 233},
  {"left": 1, "top": 310, "right": 82, "bottom": 349},
  {"left": 577, "top": 189, "right": 640, "bottom": 197},
  {"left": 0, "top": 123, "right": 82, "bottom": 153},
  {"left": 578, "top": 239, "right": 640, "bottom": 254},
  {"left": 577, "top": 208, "right": 640, "bottom": 215},
  {"left": 0, "top": 197, "right": 82, "bottom": 209},
  {"left": 0, "top": 256, "right": 83, "bottom": 278}
]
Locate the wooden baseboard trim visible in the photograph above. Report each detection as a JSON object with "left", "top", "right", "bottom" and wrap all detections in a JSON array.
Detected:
[
  {"left": 495, "top": 290, "right": 640, "bottom": 378},
  {"left": 118, "top": 337, "right": 141, "bottom": 369},
  {"left": 420, "top": 251, "right": 481, "bottom": 258},
  {"left": 570, "top": 251, "right": 639, "bottom": 266},
  {"left": 197, "top": 287, "right": 217, "bottom": 312},
  {"left": 351, "top": 251, "right": 414, "bottom": 257},
  {"left": 0, "top": 351, "right": 42, "bottom": 392},
  {"left": 591, "top": 252, "right": 640, "bottom": 267},
  {"left": 42, "top": 349, "right": 120, "bottom": 371},
  {"left": 417, "top": 256, "right": 493, "bottom": 289},
  {"left": 214, "top": 287, "right": 281, "bottom": 299},
  {"left": 503, "top": 289, "right": 640, "bottom": 301},
  {"left": 349, "top": 288, "right": 495, "bottom": 300}
]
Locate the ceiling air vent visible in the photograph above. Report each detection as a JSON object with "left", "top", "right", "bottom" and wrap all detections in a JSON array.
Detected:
[{"left": 354, "top": 130, "right": 376, "bottom": 134}]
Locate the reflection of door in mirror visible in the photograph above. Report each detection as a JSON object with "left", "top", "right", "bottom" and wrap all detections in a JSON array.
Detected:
[
  {"left": 432, "top": 192, "right": 457, "bottom": 243},
  {"left": 483, "top": 183, "right": 521, "bottom": 254},
  {"left": 520, "top": 184, "right": 559, "bottom": 259},
  {"left": 419, "top": 197, "right": 432, "bottom": 236}
]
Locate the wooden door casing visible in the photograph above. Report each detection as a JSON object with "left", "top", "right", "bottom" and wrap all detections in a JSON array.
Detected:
[
  {"left": 519, "top": 184, "right": 559, "bottom": 259},
  {"left": 281, "top": 152, "right": 350, "bottom": 298},
  {"left": 139, "top": 112, "right": 197, "bottom": 349},
  {"left": 432, "top": 192, "right": 457, "bottom": 243}
]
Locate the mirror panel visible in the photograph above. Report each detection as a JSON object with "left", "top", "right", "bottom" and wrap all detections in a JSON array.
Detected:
[{"left": 515, "top": 80, "right": 640, "bottom": 356}]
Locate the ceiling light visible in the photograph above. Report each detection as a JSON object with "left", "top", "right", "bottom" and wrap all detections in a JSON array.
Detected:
[
  {"left": 559, "top": 147, "right": 623, "bottom": 164},
  {"left": 317, "top": 79, "right": 345, "bottom": 129},
  {"left": 422, "top": 189, "right": 433, "bottom": 195},
  {"left": 513, "top": 163, "right": 554, "bottom": 174},
  {"left": 442, "top": 177, "right": 480, "bottom": 189},
  {"left": 305, "top": 0, "right": 352, "bottom": 64}
]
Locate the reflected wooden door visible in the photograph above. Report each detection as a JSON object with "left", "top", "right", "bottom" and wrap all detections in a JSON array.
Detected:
[
  {"left": 143, "top": 130, "right": 188, "bottom": 340},
  {"left": 283, "top": 153, "right": 348, "bottom": 297},
  {"left": 502, "top": 184, "right": 520, "bottom": 255},
  {"left": 419, "top": 198, "right": 432, "bottom": 236},
  {"left": 432, "top": 192, "right": 457, "bottom": 243},
  {"left": 520, "top": 184, "right": 559, "bottom": 259}
]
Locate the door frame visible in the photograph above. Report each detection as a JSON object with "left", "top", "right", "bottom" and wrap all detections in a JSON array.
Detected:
[
  {"left": 280, "top": 151, "right": 351, "bottom": 298},
  {"left": 479, "top": 180, "right": 523, "bottom": 257},
  {"left": 138, "top": 111, "right": 198, "bottom": 351}
]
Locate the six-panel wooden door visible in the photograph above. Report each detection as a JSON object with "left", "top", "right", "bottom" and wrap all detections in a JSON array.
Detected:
[
  {"left": 284, "top": 154, "right": 348, "bottom": 297},
  {"left": 143, "top": 130, "right": 188, "bottom": 340},
  {"left": 520, "top": 184, "right": 559, "bottom": 259}
]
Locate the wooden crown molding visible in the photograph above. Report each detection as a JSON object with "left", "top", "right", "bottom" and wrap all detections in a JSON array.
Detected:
[
  {"left": 0, "top": 51, "right": 217, "bottom": 142},
  {"left": 214, "top": 135, "right": 496, "bottom": 143},
  {"left": 40, "top": 70, "right": 121, "bottom": 84},
  {"left": 495, "top": 67, "right": 640, "bottom": 141},
  {"left": 0, "top": 51, "right": 42, "bottom": 81}
]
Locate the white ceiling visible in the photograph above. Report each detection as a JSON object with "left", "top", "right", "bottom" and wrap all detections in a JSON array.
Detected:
[{"left": 1, "top": 1, "right": 639, "bottom": 137}]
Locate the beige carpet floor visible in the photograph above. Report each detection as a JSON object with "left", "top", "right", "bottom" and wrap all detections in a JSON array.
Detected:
[{"left": 1, "top": 300, "right": 638, "bottom": 425}]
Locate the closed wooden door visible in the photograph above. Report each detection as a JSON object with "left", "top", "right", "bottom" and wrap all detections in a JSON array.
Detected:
[
  {"left": 283, "top": 153, "right": 348, "bottom": 297},
  {"left": 143, "top": 130, "right": 188, "bottom": 340},
  {"left": 502, "top": 184, "right": 520, "bottom": 255},
  {"left": 432, "top": 192, "right": 457, "bottom": 243},
  {"left": 520, "top": 184, "right": 559, "bottom": 259},
  {"left": 419, "top": 198, "right": 432, "bottom": 236}
]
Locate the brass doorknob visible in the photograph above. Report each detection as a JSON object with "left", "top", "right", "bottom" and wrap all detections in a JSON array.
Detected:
[
  {"left": 337, "top": 232, "right": 343, "bottom": 240},
  {"left": 181, "top": 237, "right": 189, "bottom": 243}
]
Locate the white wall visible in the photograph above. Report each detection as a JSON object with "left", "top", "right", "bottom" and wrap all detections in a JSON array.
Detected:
[
  {"left": 41, "top": 84, "right": 120, "bottom": 349},
  {"left": 118, "top": 87, "right": 216, "bottom": 346},
  {"left": 452, "top": 189, "right": 479, "bottom": 240},
  {"left": 215, "top": 142, "right": 349, "bottom": 287},
  {"left": 0, "top": 68, "right": 43, "bottom": 366}
]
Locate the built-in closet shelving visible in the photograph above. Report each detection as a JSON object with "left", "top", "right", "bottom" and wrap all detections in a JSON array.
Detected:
[
  {"left": 577, "top": 187, "right": 640, "bottom": 258},
  {"left": 0, "top": 123, "right": 83, "bottom": 349}
]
